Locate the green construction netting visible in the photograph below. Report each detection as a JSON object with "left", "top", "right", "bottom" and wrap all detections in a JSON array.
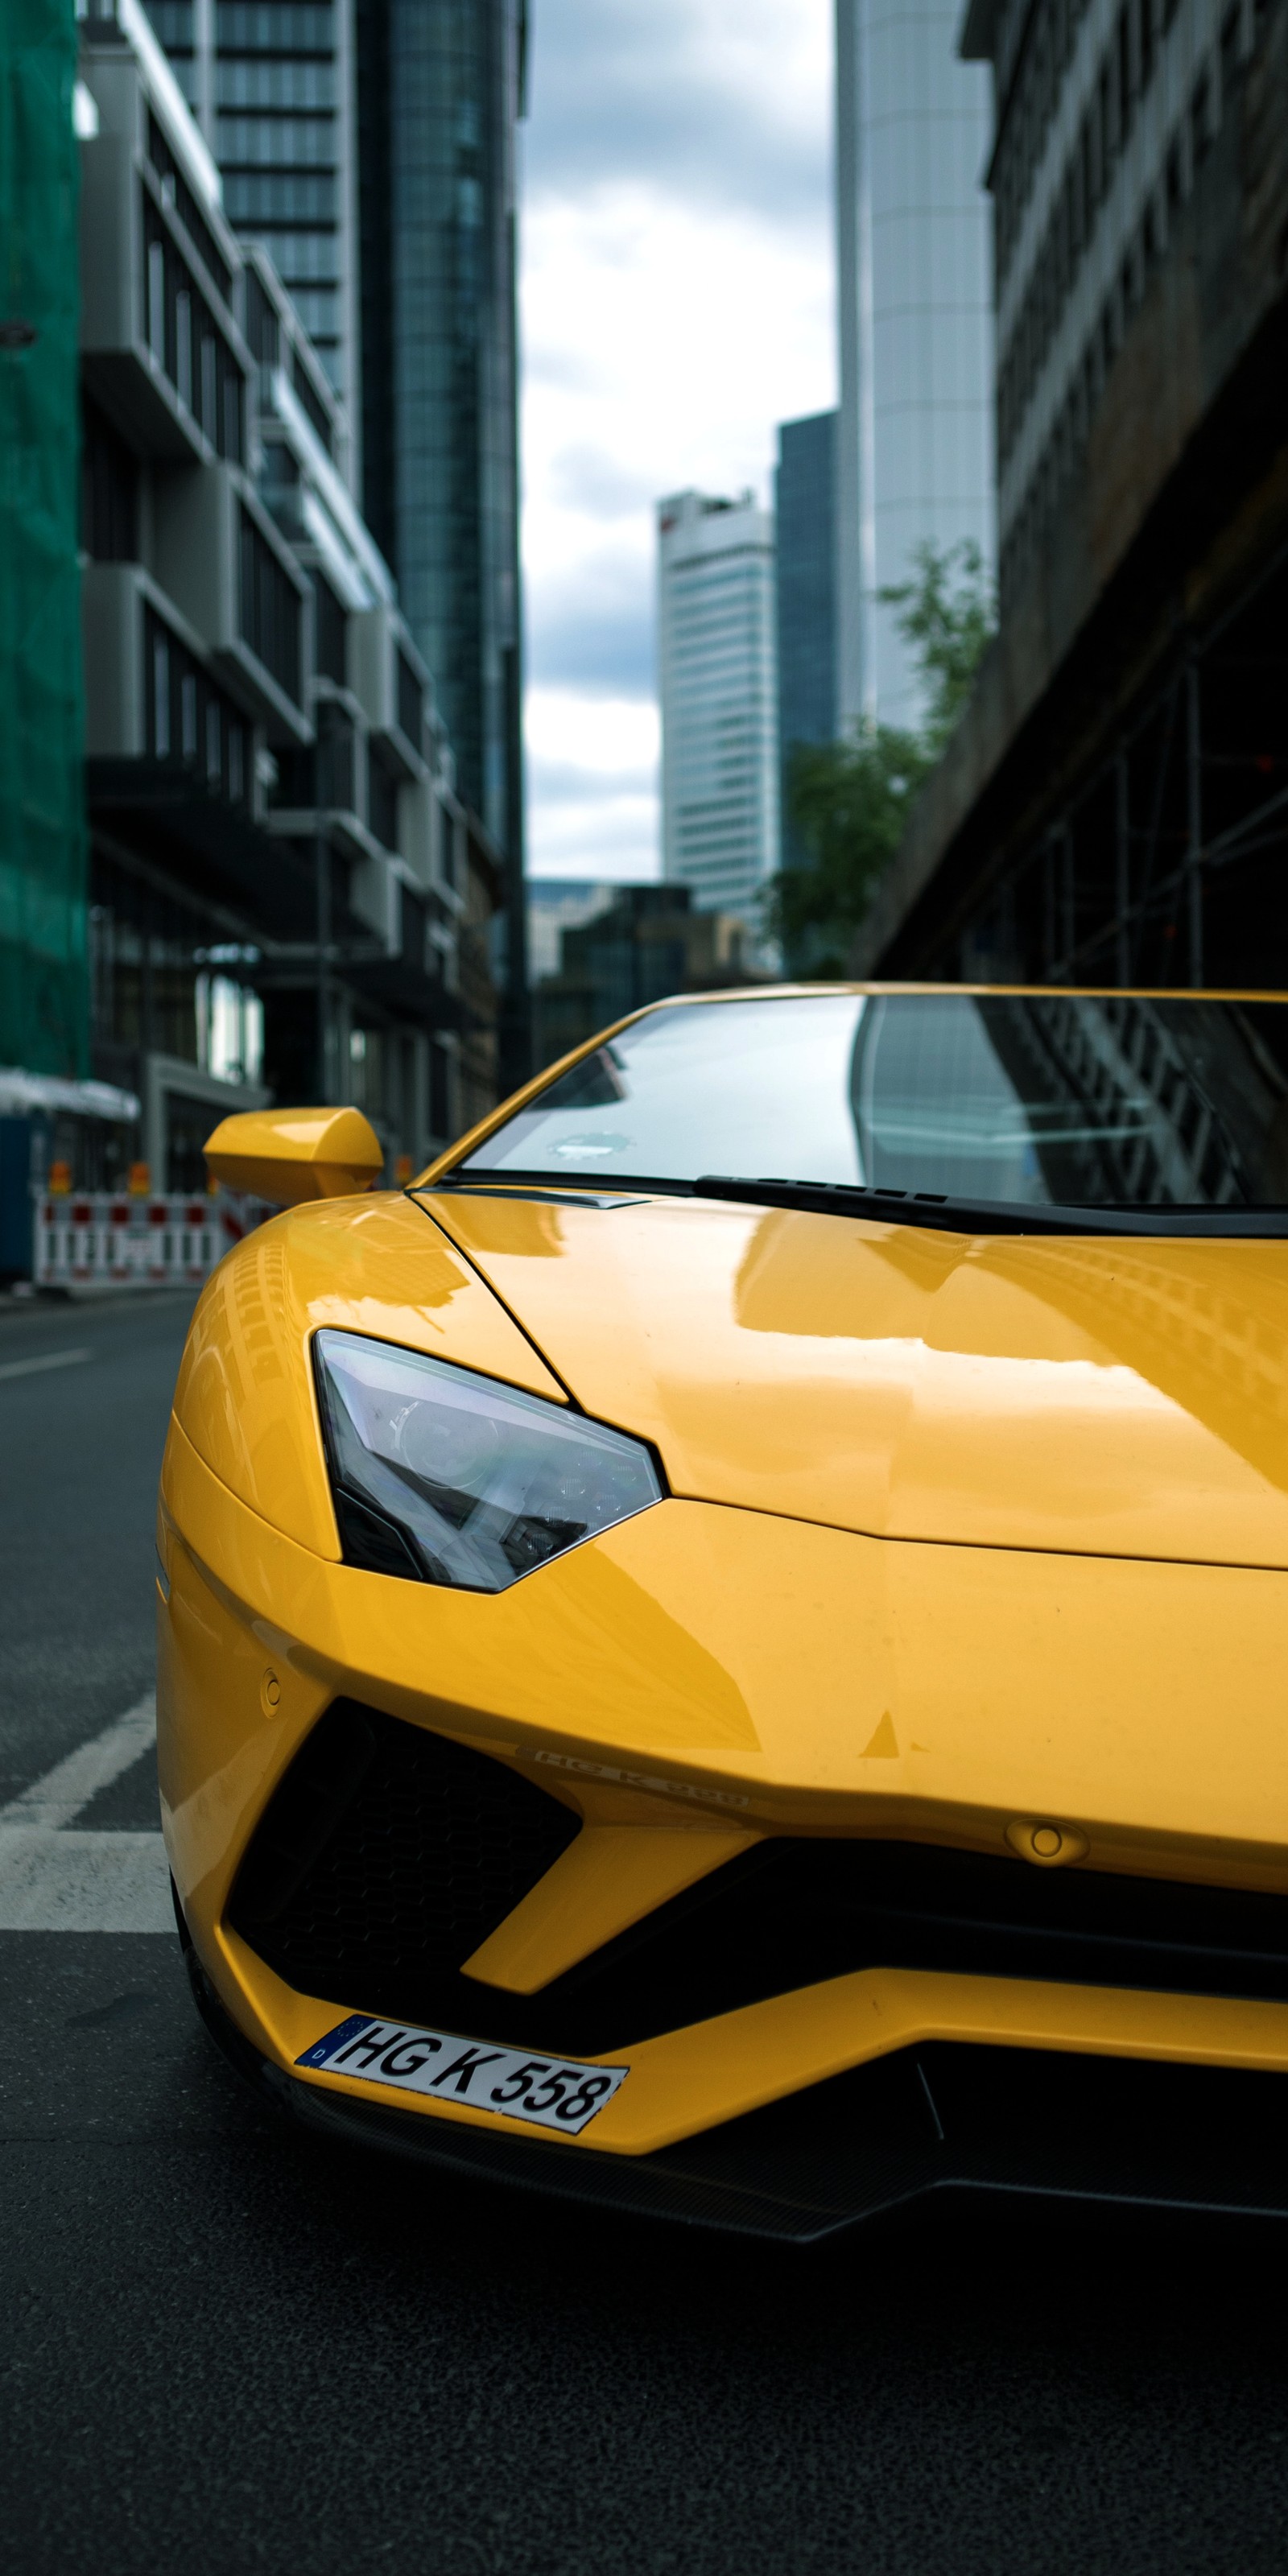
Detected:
[{"left": 0, "top": 0, "right": 87, "bottom": 1077}]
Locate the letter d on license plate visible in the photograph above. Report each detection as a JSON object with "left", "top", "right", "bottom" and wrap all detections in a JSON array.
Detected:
[{"left": 297, "top": 2015, "right": 629, "bottom": 2136}]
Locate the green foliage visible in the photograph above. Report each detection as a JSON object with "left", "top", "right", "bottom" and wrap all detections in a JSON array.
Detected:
[
  {"left": 880, "top": 539, "right": 994, "bottom": 753},
  {"left": 765, "top": 724, "right": 930, "bottom": 975},
  {"left": 768, "top": 540, "right": 995, "bottom": 971}
]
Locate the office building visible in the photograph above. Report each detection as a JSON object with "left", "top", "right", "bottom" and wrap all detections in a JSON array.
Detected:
[
  {"left": 530, "top": 882, "right": 758, "bottom": 1073},
  {"left": 355, "top": 0, "right": 530, "bottom": 1088},
  {"left": 76, "top": 0, "right": 497, "bottom": 1186},
  {"left": 774, "top": 411, "right": 839, "bottom": 873},
  {"left": 2, "top": 0, "right": 87, "bottom": 1080},
  {"left": 835, "top": 0, "right": 994, "bottom": 728},
  {"left": 142, "top": 0, "right": 530, "bottom": 1088},
  {"left": 852, "top": 0, "right": 1288, "bottom": 996},
  {"left": 657, "top": 489, "right": 779, "bottom": 927},
  {"left": 142, "top": 0, "right": 360, "bottom": 410}
]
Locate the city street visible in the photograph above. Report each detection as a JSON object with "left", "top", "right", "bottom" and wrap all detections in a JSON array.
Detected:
[{"left": 0, "top": 1290, "right": 1286, "bottom": 2574}]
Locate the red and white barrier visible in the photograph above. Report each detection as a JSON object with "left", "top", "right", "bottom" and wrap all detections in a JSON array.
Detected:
[{"left": 33, "top": 1191, "right": 271, "bottom": 1288}]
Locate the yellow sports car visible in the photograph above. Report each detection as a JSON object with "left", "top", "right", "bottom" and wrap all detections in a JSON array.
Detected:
[{"left": 161, "top": 985, "right": 1288, "bottom": 2236}]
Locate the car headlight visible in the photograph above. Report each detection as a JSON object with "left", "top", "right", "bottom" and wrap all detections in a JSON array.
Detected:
[{"left": 313, "top": 1329, "right": 664, "bottom": 1591}]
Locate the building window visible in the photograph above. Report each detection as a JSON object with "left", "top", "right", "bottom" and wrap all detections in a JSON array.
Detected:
[
  {"left": 175, "top": 288, "right": 192, "bottom": 411},
  {"left": 290, "top": 347, "right": 333, "bottom": 452},
  {"left": 146, "top": 110, "right": 233, "bottom": 299},
  {"left": 397, "top": 650, "right": 423, "bottom": 751},
  {"left": 243, "top": 266, "right": 281, "bottom": 366},
  {"left": 152, "top": 630, "right": 171, "bottom": 758},
  {"left": 313, "top": 572, "right": 347, "bottom": 683},
  {"left": 147, "top": 237, "right": 166, "bottom": 368},
  {"left": 368, "top": 755, "right": 398, "bottom": 852},
  {"left": 81, "top": 398, "right": 139, "bottom": 562},
  {"left": 181, "top": 671, "right": 198, "bottom": 761},
  {"left": 239, "top": 510, "right": 302, "bottom": 704}
]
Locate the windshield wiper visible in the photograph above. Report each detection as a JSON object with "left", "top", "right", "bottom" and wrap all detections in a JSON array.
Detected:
[{"left": 692, "top": 1176, "right": 1288, "bottom": 1240}]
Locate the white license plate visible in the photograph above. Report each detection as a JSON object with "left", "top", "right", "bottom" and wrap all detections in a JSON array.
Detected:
[{"left": 296, "top": 2013, "right": 629, "bottom": 2136}]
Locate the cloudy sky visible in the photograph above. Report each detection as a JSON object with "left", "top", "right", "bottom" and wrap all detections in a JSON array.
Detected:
[{"left": 520, "top": 0, "right": 835, "bottom": 881}]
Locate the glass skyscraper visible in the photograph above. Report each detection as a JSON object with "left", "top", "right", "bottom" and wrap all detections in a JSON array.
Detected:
[
  {"left": 357, "top": 0, "right": 528, "bottom": 1082},
  {"left": 657, "top": 489, "right": 778, "bottom": 927},
  {"left": 774, "top": 411, "right": 838, "bottom": 873},
  {"left": 835, "top": 0, "right": 993, "bottom": 730}
]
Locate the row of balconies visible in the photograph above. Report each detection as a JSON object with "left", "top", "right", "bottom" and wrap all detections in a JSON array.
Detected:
[{"left": 76, "top": 3, "right": 474, "bottom": 1024}]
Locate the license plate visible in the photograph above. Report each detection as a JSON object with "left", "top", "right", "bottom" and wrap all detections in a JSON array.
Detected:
[{"left": 296, "top": 2013, "right": 629, "bottom": 2136}]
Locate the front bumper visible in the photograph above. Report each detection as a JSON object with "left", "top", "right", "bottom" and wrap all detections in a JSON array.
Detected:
[
  {"left": 184, "top": 1932, "right": 1288, "bottom": 2241},
  {"left": 159, "top": 1412, "right": 1288, "bottom": 2211}
]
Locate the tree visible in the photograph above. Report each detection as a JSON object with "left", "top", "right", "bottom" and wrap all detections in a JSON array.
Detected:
[
  {"left": 765, "top": 724, "right": 929, "bottom": 976},
  {"left": 880, "top": 538, "right": 994, "bottom": 753},
  {"left": 767, "top": 540, "right": 995, "bottom": 969}
]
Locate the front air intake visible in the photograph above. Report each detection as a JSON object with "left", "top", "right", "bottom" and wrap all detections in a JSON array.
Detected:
[{"left": 229, "top": 1699, "right": 580, "bottom": 2004}]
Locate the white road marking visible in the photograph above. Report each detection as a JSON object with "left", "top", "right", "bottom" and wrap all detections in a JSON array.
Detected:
[
  {"left": 0, "top": 1692, "right": 157, "bottom": 1830},
  {"left": 0, "top": 1693, "right": 172, "bottom": 1933},
  {"left": 0, "top": 1346, "right": 93, "bottom": 1383},
  {"left": 0, "top": 1830, "right": 172, "bottom": 1931}
]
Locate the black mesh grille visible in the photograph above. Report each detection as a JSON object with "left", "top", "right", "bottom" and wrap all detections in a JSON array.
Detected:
[{"left": 229, "top": 1700, "right": 580, "bottom": 2000}]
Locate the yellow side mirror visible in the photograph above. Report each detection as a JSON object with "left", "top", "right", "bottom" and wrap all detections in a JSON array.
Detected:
[{"left": 203, "top": 1107, "right": 385, "bottom": 1206}]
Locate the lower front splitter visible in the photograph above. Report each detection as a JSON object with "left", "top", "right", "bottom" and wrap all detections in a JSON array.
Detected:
[{"left": 185, "top": 1942, "right": 1288, "bottom": 2242}]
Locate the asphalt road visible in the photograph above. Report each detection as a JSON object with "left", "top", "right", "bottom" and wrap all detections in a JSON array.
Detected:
[{"left": 5, "top": 1289, "right": 1288, "bottom": 2575}]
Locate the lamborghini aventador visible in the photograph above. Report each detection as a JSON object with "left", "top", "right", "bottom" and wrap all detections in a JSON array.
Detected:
[{"left": 160, "top": 985, "right": 1288, "bottom": 2236}]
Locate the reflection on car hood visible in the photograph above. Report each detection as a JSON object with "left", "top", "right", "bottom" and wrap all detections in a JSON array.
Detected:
[{"left": 419, "top": 1186, "right": 1288, "bottom": 1571}]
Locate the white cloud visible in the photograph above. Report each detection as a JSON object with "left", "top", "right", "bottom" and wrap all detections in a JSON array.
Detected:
[{"left": 520, "top": 0, "right": 834, "bottom": 881}]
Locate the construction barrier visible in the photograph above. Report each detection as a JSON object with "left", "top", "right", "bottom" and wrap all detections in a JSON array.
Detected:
[{"left": 33, "top": 1191, "right": 271, "bottom": 1288}]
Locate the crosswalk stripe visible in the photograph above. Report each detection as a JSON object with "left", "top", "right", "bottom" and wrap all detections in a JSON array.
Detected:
[
  {"left": 0, "top": 1695, "right": 172, "bottom": 1934},
  {"left": 0, "top": 1692, "right": 156, "bottom": 1830},
  {"left": 0, "top": 1828, "right": 172, "bottom": 1932}
]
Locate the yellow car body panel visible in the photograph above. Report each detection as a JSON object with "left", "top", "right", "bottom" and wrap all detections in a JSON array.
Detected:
[
  {"left": 217, "top": 1930, "right": 1288, "bottom": 2159},
  {"left": 419, "top": 1188, "right": 1288, "bottom": 1571},
  {"left": 171, "top": 1192, "right": 566, "bottom": 1558}
]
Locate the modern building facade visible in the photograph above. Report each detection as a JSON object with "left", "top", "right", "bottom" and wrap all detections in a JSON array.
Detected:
[
  {"left": 835, "top": 0, "right": 994, "bottom": 729},
  {"left": 2, "top": 0, "right": 88, "bottom": 1080},
  {"left": 141, "top": 0, "right": 530, "bottom": 1090},
  {"left": 142, "top": 0, "right": 361, "bottom": 410},
  {"left": 355, "top": 0, "right": 530, "bottom": 1088},
  {"left": 852, "top": 0, "right": 1288, "bottom": 996},
  {"left": 657, "top": 489, "right": 779, "bottom": 927},
  {"left": 530, "top": 881, "right": 759, "bottom": 1074},
  {"left": 774, "top": 411, "right": 839, "bottom": 873},
  {"left": 76, "top": 0, "right": 497, "bottom": 1187}
]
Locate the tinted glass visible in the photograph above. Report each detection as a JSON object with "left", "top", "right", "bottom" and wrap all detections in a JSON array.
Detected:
[{"left": 462, "top": 991, "right": 1288, "bottom": 1208}]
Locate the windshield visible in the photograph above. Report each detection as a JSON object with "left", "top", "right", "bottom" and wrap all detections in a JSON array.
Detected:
[{"left": 458, "top": 990, "right": 1288, "bottom": 1211}]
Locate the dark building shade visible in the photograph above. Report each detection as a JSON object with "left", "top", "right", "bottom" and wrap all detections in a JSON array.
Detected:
[
  {"left": 357, "top": 0, "right": 530, "bottom": 1084},
  {"left": 774, "top": 411, "right": 838, "bottom": 873},
  {"left": 533, "top": 884, "right": 758, "bottom": 1072}
]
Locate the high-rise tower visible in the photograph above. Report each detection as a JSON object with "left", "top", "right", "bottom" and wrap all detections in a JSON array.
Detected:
[
  {"left": 835, "top": 0, "right": 993, "bottom": 731},
  {"left": 658, "top": 489, "right": 778, "bottom": 927},
  {"left": 356, "top": 0, "right": 529, "bottom": 1085}
]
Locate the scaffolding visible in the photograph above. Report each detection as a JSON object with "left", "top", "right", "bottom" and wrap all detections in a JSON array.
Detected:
[
  {"left": 0, "top": 0, "right": 87, "bottom": 1075},
  {"left": 939, "top": 530, "right": 1288, "bottom": 997}
]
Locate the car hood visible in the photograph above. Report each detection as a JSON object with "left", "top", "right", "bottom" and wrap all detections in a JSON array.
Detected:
[{"left": 419, "top": 1186, "right": 1288, "bottom": 1571}]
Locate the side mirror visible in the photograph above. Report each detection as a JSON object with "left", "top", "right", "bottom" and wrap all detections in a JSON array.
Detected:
[{"left": 204, "top": 1107, "right": 386, "bottom": 1206}]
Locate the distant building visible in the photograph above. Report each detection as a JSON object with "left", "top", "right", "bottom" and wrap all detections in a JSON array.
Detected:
[
  {"left": 834, "top": 0, "right": 994, "bottom": 728},
  {"left": 853, "top": 0, "right": 1288, "bottom": 994},
  {"left": 144, "top": 0, "right": 361, "bottom": 411},
  {"left": 531, "top": 881, "right": 758, "bottom": 1074},
  {"left": 774, "top": 411, "right": 839, "bottom": 873},
  {"left": 657, "top": 489, "right": 778, "bottom": 930}
]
